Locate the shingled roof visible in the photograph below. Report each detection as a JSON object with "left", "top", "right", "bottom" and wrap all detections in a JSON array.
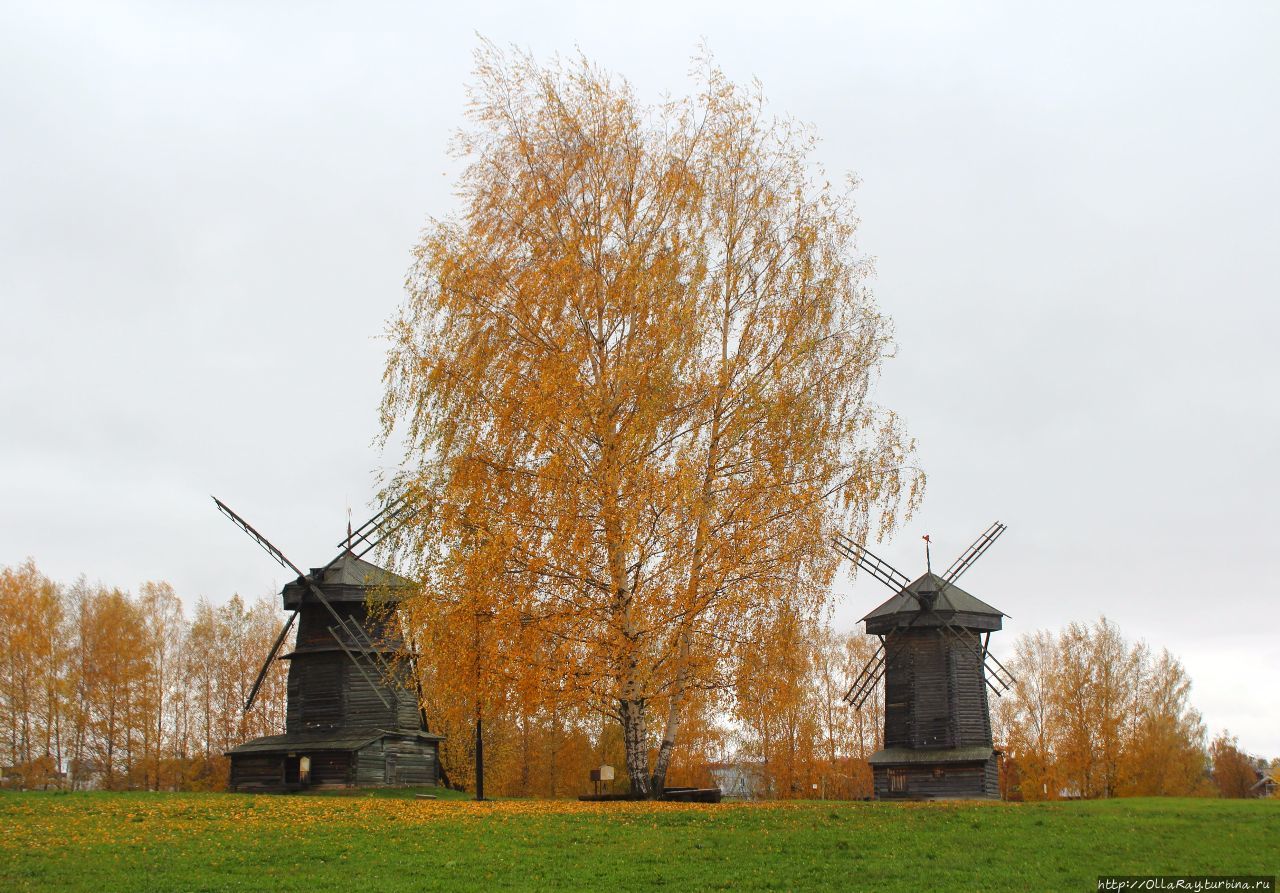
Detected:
[
  {"left": 861, "top": 571, "right": 1005, "bottom": 624},
  {"left": 281, "top": 552, "right": 415, "bottom": 608},
  {"left": 225, "top": 728, "right": 444, "bottom": 756},
  {"left": 317, "top": 553, "right": 413, "bottom": 588},
  {"left": 867, "top": 746, "right": 995, "bottom": 765}
]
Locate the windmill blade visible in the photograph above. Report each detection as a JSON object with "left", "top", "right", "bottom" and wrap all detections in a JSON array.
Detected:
[
  {"left": 339, "top": 494, "right": 426, "bottom": 561},
  {"left": 841, "top": 642, "right": 884, "bottom": 701},
  {"left": 847, "top": 663, "right": 885, "bottom": 710},
  {"left": 842, "top": 643, "right": 886, "bottom": 709},
  {"left": 293, "top": 575, "right": 396, "bottom": 707},
  {"left": 833, "top": 532, "right": 913, "bottom": 595},
  {"left": 933, "top": 619, "right": 1001, "bottom": 693},
  {"left": 932, "top": 616, "right": 1015, "bottom": 698},
  {"left": 339, "top": 495, "right": 405, "bottom": 557},
  {"left": 929, "top": 526, "right": 1004, "bottom": 667},
  {"left": 942, "top": 521, "right": 1007, "bottom": 585},
  {"left": 332, "top": 613, "right": 398, "bottom": 683},
  {"left": 243, "top": 610, "right": 298, "bottom": 712},
  {"left": 327, "top": 623, "right": 392, "bottom": 708},
  {"left": 214, "top": 495, "right": 345, "bottom": 627},
  {"left": 982, "top": 649, "right": 1017, "bottom": 697},
  {"left": 215, "top": 496, "right": 394, "bottom": 709},
  {"left": 213, "top": 497, "right": 308, "bottom": 579}
]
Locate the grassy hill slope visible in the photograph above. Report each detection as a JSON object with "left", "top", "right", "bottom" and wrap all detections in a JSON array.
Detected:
[{"left": 2, "top": 792, "right": 1275, "bottom": 891}]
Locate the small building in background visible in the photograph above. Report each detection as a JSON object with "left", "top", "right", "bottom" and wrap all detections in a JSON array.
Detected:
[
  {"left": 708, "top": 759, "right": 769, "bottom": 800},
  {"left": 1250, "top": 772, "right": 1277, "bottom": 798}
]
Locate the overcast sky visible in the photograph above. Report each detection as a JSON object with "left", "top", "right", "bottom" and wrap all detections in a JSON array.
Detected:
[{"left": 2, "top": 1, "right": 1276, "bottom": 755}]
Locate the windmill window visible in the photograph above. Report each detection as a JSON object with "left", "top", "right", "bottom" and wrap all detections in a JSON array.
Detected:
[
  {"left": 888, "top": 769, "right": 907, "bottom": 793},
  {"left": 932, "top": 767, "right": 945, "bottom": 779}
]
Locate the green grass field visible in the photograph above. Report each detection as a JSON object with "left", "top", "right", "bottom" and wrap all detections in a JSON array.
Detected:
[{"left": 1, "top": 791, "right": 1275, "bottom": 891}]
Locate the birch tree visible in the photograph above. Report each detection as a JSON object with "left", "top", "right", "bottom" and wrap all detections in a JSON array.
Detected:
[
  {"left": 998, "top": 617, "right": 1208, "bottom": 800},
  {"left": 381, "top": 44, "right": 921, "bottom": 796}
]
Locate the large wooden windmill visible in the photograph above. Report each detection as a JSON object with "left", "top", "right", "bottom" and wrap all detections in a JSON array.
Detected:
[
  {"left": 835, "top": 522, "right": 1016, "bottom": 799},
  {"left": 216, "top": 496, "right": 443, "bottom": 792}
]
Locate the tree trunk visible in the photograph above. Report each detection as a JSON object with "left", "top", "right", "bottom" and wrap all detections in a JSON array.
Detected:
[
  {"left": 106, "top": 700, "right": 116, "bottom": 791},
  {"left": 650, "top": 634, "right": 690, "bottom": 793},
  {"left": 619, "top": 697, "right": 650, "bottom": 796},
  {"left": 519, "top": 711, "right": 530, "bottom": 797},
  {"left": 547, "top": 703, "right": 559, "bottom": 798},
  {"left": 650, "top": 694, "right": 681, "bottom": 794},
  {"left": 600, "top": 399, "right": 653, "bottom": 797},
  {"left": 651, "top": 294, "right": 730, "bottom": 795}
]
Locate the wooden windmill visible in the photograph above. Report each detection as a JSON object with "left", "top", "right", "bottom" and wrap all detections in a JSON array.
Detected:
[
  {"left": 217, "top": 495, "right": 443, "bottom": 792},
  {"left": 835, "top": 522, "right": 1016, "bottom": 799}
]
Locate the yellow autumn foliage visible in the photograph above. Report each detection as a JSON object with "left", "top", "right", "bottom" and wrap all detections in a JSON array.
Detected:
[{"left": 379, "top": 43, "right": 922, "bottom": 797}]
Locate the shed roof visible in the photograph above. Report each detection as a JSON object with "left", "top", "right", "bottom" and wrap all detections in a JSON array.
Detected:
[
  {"left": 861, "top": 572, "right": 1004, "bottom": 623},
  {"left": 868, "top": 746, "right": 995, "bottom": 766},
  {"left": 225, "top": 728, "right": 444, "bottom": 756}
]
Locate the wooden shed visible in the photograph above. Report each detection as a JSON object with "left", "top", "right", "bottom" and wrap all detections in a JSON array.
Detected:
[{"left": 228, "top": 730, "right": 443, "bottom": 791}]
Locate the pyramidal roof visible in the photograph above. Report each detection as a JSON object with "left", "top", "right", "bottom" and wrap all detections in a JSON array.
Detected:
[
  {"left": 280, "top": 552, "right": 414, "bottom": 610},
  {"left": 860, "top": 571, "right": 1004, "bottom": 623},
  {"left": 314, "top": 552, "right": 414, "bottom": 589}
]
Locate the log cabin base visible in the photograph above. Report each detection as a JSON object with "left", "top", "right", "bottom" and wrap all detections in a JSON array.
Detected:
[
  {"left": 869, "top": 747, "right": 1001, "bottom": 800},
  {"left": 228, "top": 729, "right": 443, "bottom": 792}
]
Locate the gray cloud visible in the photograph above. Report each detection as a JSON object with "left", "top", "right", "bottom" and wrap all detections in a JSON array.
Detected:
[{"left": 2, "top": 0, "right": 1276, "bottom": 753}]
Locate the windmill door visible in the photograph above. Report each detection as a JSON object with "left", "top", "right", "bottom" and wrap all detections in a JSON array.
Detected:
[{"left": 384, "top": 752, "right": 398, "bottom": 785}]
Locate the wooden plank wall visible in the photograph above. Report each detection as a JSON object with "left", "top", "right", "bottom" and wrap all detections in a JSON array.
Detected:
[
  {"left": 310, "top": 753, "right": 353, "bottom": 786},
  {"left": 296, "top": 601, "right": 378, "bottom": 648},
  {"left": 395, "top": 689, "right": 421, "bottom": 730},
  {"left": 288, "top": 652, "right": 345, "bottom": 733},
  {"left": 911, "top": 633, "right": 950, "bottom": 747},
  {"left": 288, "top": 604, "right": 421, "bottom": 735},
  {"left": 872, "top": 761, "right": 997, "bottom": 799},
  {"left": 948, "top": 630, "right": 993, "bottom": 748},
  {"left": 984, "top": 754, "right": 999, "bottom": 796},
  {"left": 342, "top": 659, "right": 399, "bottom": 729},
  {"left": 884, "top": 637, "right": 914, "bottom": 747},
  {"left": 882, "top": 628, "right": 993, "bottom": 751},
  {"left": 231, "top": 744, "right": 438, "bottom": 792},
  {"left": 288, "top": 653, "right": 420, "bottom": 735},
  {"left": 355, "top": 739, "right": 439, "bottom": 787},
  {"left": 229, "top": 755, "right": 284, "bottom": 791}
]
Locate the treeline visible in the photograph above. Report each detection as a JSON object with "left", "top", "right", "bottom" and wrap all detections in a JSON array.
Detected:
[
  {"left": 997, "top": 617, "right": 1230, "bottom": 799},
  {"left": 415, "top": 616, "right": 888, "bottom": 800},
  {"left": 4, "top": 557, "right": 1269, "bottom": 799},
  {"left": 0, "top": 560, "right": 286, "bottom": 790},
  {"left": 425, "top": 613, "right": 1271, "bottom": 801}
]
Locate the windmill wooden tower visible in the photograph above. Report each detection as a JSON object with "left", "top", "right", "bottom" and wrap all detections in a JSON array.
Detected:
[
  {"left": 835, "top": 522, "right": 1016, "bottom": 799},
  {"left": 216, "top": 496, "right": 443, "bottom": 792}
]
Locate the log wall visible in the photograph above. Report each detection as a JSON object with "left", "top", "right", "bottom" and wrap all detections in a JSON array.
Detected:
[
  {"left": 882, "top": 628, "right": 993, "bottom": 751},
  {"left": 229, "top": 754, "right": 284, "bottom": 791},
  {"left": 354, "top": 738, "right": 439, "bottom": 787},
  {"left": 872, "top": 755, "right": 1000, "bottom": 799},
  {"left": 288, "top": 652, "right": 344, "bottom": 732},
  {"left": 286, "top": 650, "right": 417, "bottom": 735}
]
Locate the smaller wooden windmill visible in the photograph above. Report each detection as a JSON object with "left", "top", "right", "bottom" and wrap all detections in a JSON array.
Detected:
[
  {"left": 834, "top": 522, "right": 1016, "bottom": 799},
  {"left": 217, "top": 495, "right": 443, "bottom": 792}
]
